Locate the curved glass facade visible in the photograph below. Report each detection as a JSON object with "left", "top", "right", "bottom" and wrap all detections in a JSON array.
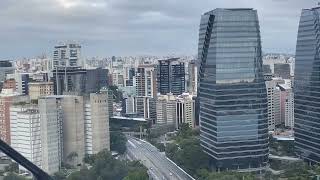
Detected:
[
  {"left": 295, "top": 7, "right": 320, "bottom": 164},
  {"left": 198, "top": 9, "right": 268, "bottom": 171}
]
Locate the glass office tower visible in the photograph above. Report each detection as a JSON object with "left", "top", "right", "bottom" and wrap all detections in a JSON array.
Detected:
[
  {"left": 198, "top": 8, "right": 268, "bottom": 171},
  {"left": 295, "top": 7, "right": 320, "bottom": 164}
]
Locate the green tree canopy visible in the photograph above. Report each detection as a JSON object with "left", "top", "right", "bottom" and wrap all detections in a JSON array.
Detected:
[{"left": 110, "top": 131, "right": 127, "bottom": 154}]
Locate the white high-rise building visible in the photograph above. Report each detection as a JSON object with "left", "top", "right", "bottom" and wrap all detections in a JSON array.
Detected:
[
  {"left": 10, "top": 105, "right": 41, "bottom": 172},
  {"left": 53, "top": 43, "right": 82, "bottom": 68},
  {"left": 84, "top": 93, "right": 110, "bottom": 155},
  {"left": 38, "top": 97, "right": 62, "bottom": 174}
]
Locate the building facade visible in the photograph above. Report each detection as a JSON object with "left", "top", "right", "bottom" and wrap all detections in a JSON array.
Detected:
[
  {"left": 10, "top": 105, "right": 41, "bottom": 171},
  {"left": 53, "top": 43, "right": 82, "bottom": 68},
  {"left": 156, "top": 94, "right": 177, "bottom": 125},
  {"left": 198, "top": 9, "right": 268, "bottom": 171},
  {"left": 38, "top": 97, "right": 62, "bottom": 174},
  {"left": 265, "top": 80, "right": 281, "bottom": 131},
  {"left": 0, "top": 89, "right": 29, "bottom": 145},
  {"left": 52, "top": 67, "right": 108, "bottom": 95},
  {"left": 84, "top": 93, "right": 110, "bottom": 155},
  {"left": 157, "top": 58, "right": 185, "bottom": 95},
  {"left": 0, "top": 60, "right": 14, "bottom": 83},
  {"left": 28, "top": 82, "right": 54, "bottom": 100},
  {"left": 294, "top": 7, "right": 320, "bottom": 164},
  {"left": 135, "top": 65, "right": 157, "bottom": 98},
  {"left": 7, "top": 73, "right": 29, "bottom": 95},
  {"left": 278, "top": 84, "right": 294, "bottom": 129},
  {"left": 59, "top": 96, "right": 85, "bottom": 166},
  {"left": 176, "top": 93, "right": 196, "bottom": 129},
  {"left": 274, "top": 63, "right": 291, "bottom": 79},
  {"left": 187, "top": 61, "right": 198, "bottom": 95}
]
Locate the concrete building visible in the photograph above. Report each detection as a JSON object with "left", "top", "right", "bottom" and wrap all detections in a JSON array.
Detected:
[
  {"left": 28, "top": 82, "right": 54, "bottom": 100},
  {"left": 0, "top": 60, "right": 14, "bottom": 83},
  {"left": 112, "top": 70, "right": 125, "bottom": 87},
  {"left": 59, "top": 96, "right": 85, "bottom": 167},
  {"left": 10, "top": 105, "right": 41, "bottom": 171},
  {"left": 3, "top": 79, "right": 16, "bottom": 91},
  {"left": 187, "top": 61, "right": 198, "bottom": 95},
  {"left": 84, "top": 93, "right": 110, "bottom": 155},
  {"left": 278, "top": 84, "right": 294, "bottom": 129},
  {"left": 53, "top": 43, "right": 82, "bottom": 68},
  {"left": 176, "top": 93, "right": 196, "bottom": 129},
  {"left": 38, "top": 97, "right": 62, "bottom": 174},
  {"left": 156, "top": 94, "right": 176, "bottom": 125},
  {"left": 7, "top": 73, "right": 30, "bottom": 95}
]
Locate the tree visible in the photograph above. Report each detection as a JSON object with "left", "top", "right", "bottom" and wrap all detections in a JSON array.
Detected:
[
  {"left": 174, "top": 138, "right": 210, "bottom": 175},
  {"left": 123, "top": 170, "right": 148, "bottom": 180},
  {"left": 125, "top": 161, "right": 148, "bottom": 180},
  {"left": 281, "top": 162, "right": 312, "bottom": 179},
  {"left": 83, "top": 154, "right": 96, "bottom": 165},
  {"left": 165, "top": 143, "right": 178, "bottom": 160},
  {"left": 89, "top": 150, "right": 128, "bottom": 180},
  {"left": 177, "top": 123, "right": 193, "bottom": 140},
  {"left": 53, "top": 171, "right": 67, "bottom": 180},
  {"left": 110, "top": 131, "right": 127, "bottom": 154},
  {"left": 4, "top": 173, "right": 28, "bottom": 180},
  {"left": 4, "top": 162, "right": 19, "bottom": 173},
  {"left": 67, "top": 168, "right": 91, "bottom": 180}
]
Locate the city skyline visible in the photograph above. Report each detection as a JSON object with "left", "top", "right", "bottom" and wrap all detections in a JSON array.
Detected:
[{"left": 0, "top": 0, "right": 318, "bottom": 59}]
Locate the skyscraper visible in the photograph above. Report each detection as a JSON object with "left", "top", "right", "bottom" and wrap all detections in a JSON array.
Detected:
[
  {"left": 157, "top": 58, "right": 185, "bottom": 95},
  {"left": 294, "top": 7, "right": 320, "bottom": 163},
  {"left": 198, "top": 9, "right": 268, "bottom": 171}
]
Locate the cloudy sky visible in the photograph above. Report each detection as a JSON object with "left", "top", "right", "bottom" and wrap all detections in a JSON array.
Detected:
[{"left": 0, "top": 0, "right": 317, "bottom": 59}]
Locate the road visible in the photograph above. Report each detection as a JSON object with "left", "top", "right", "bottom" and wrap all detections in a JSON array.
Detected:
[{"left": 126, "top": 136, "right": 195, "bottom": 180}]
